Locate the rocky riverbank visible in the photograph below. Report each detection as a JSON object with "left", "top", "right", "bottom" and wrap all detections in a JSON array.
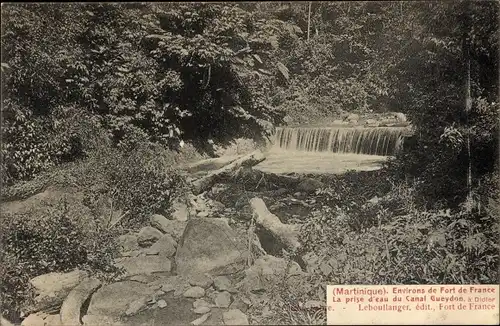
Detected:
[{"left": 16, "top": 150, "right": 332, "bottom": 326}]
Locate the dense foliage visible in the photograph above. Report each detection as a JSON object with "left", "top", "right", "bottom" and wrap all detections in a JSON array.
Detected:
[
  {"left": 0, "top": 199, "right": 120, "bottom": 320},
  {"left": 1, "top": 3, "right": 296, "bottom": 184}
]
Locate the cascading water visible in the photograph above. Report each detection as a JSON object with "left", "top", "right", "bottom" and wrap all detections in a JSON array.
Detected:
[{"left": 274, "top": 127, "right": 406, "bottom": 156}]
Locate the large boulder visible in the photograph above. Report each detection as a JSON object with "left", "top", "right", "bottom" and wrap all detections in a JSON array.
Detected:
[
  {"left": 145, "top": 234, "right": 177, "bottom": 257},
  {"left": 170, "top": 201, "right": 189, "bottom": 221},
  {"left": 20, "top": 312, "right": 61, "bottom": 326},
  {"left": 115, "top": 256, "right": 172, "bottom": 276},
  {"left": 175, "top": 219, "right": 249, "bottom": 277},
  {"left": 87, "top": 281, "right": 154, "bottom": 318},
  {"left": 223, "top": 309, "right": 249, "bottom": 325},
  {"left": 137, "top": 226, "right": 163, "bottom": 247},
  {"left": 346, "top": 113, "right": 360, "bottom": 121},
  {"left": 24, "top": 270, "right": 88, "bottom": 314},
  {"left": 82, "top": 315, "right": 123, "bottom": 326},
  {"left": 117, "top": 234, "right": 139, "bottom": 252},
  {"left": 150, "top": 218, "right": 187, "bottom": 242}
]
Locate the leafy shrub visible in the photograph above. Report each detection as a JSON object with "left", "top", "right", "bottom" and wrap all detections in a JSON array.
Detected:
[
  {"left": 46, "top": 142, "right": 187, "bottom": 229},
  {"left": 249, "top": 271, "right": 326, "bottom": 325},
  {"left": 0, "top": 199, "right": 120, "bottom": 320}
]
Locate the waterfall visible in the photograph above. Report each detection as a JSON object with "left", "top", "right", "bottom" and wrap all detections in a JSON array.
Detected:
[{"left": 274, "top": 127, "right": 406, "bottom": 156}]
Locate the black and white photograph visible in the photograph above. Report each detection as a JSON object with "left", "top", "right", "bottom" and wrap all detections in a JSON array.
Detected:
[{"left": 1, "top": 2, "right": 499, "bottom": 325}]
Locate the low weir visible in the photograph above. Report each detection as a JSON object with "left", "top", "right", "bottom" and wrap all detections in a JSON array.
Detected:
[{"left": 273, "top": 126, "right": 407, "bottom": 156}]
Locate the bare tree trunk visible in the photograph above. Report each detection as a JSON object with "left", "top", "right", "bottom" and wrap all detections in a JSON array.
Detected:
[
  {"left": 191, "top": 150, "right": 266, "bottom": 195},
  {"left": 465, "top": 52, "right": 473, "bottom": 208},
  {"left": 307, "top": 2, "right": 312, "bottom": 42}
]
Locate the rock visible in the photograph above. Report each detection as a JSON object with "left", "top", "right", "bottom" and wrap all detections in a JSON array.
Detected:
[
  {"left": 213, "top": 276, "right": 234, "bottom": 292},
  {"left": 214, "top": 291, "right": 232, "bottom": 308},
  {"left": 44, "top": 314, "right": 61, "bottom": 326},
  {"left": 117, "top": 234, "right": 139, "bottom": 252},
  {"left": 346, "top": 113, "right": 360, "bottom": 121},
  {"left": 210, "top": 200, "right": 225, "bottom": 212},
  {"left": 174, "top": 283, "right": 192, "bottom": 297},
  {"left": 150, "top": 219, "right": 187, "bottom": 242},
  {"left": 137, "top": 226, "right": 163, "bottom": 247},
  {"left": 367, "top": 196, "right": 380, "bottom": 205},
  {"left": 21, "top": 313, "right": 45, "bottom": 326},
  {"left": 209, "top": 183, "right": 230, "bottom": 198},
  {"left": 21, "top": 313, "right": 61, "bottom": 326},
  {"left": 87, "top": 281, "right": 154, "bottom": 317},
  {"left": 146, "top": 234, "right": 177, "bottom": 257},
  {"left": 161, "top": 283, "right": 175, "bottom": 293},
  {"left": 115, "top": 256, "right": 171, "bottom": 276},
  {"left": 130, "top": 274, "right": 157, "bottom": 284},
  {"left": 1, "top": 316, "right": 15, "bottom": 326},
  {"left": 154, "top": 275, "right": 190, "bottom": 297},
  {"left": 293, "top": 192, "right": 304, "bottom": 198},
  {"left": 394, "top": 112, "right": 407, "bottom": 122},
  {"left": 157, "top": 300, "right": 168, "bottom": 308},
  {"left": 332, "top": 119, "right": 344, "bottom": 125},
  {"left": 175, "top": 219, "right": 249, "bottom": 277},
  {"left": 237, "top": 255, "right": 303, "bottom": 294},
  {"left": 196, "top": 211, "right": 209, "bottom": 218},
  {"left": 25, "top": 270, "right": 88, "bottom": 314},
  {"left": 150, "top": 214, "right": 171, "bottom": 233},
  {"left": 183, "top": 286, "right": 205, "bottom": 298},
  {"left": 82, "top": 315, "right": 123, "bottom": 326},
  {"left": 170, "top": 201, "right": 189, "bottom": 221},
  {"left": 223, "top": 309, "right": 249, "bottom": 325},
  {"left": 365, "top": 119, "right": 379, "bottom": 127},
  {"left": 296, "top": 178, "right": 324, "bottom": 193},
  {"left": 229, "top": 296, "right": 249, "bottom": 313},
  {"left": 193, "top": 299, "right": 211, "bottom": 310},
  {"left": 125, "top": 296, "right": 148, "bottom": 316},
  {"left": 319, "top": 261, "right": 333, "bottom": 276},
  {"left": 188, "top": 274, "right": 213, "bottom": 289},
  {"left": 191, "top": 313, "right": 211, "bottom": 326},
  {"left": 193, "top": 306, "right": 211, "bottom": 314},
  {"left": 60, "top": 278, "right": 101, "bottom": 326},
  {"left": 120, "top": 250, "right": 142, "bottom": 257},
  {"left": 380, "top": 118, "right": 396, "bottom": 126}
]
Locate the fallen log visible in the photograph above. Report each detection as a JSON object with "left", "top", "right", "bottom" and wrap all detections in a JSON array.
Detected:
[
  {"left": 60, "top": 278, "right": 102, "bottom": 325},
  {"left": 249, "top": 197, "right": 301, "bottom": 254},
  {"left": 185, "top": 155, "right": 240, "bottom": 174},
  {"left": 191, "top": 150, "right": 266, "bottom": 195}
]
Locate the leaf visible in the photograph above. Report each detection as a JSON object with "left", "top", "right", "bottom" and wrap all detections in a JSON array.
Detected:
[
  {"left": 258, "top": 68, "right": 272, "bottom": 76},
  {"left": 252, "top": 54, "right": 263, "bottom": 64},
  {"left": 230, "top": 57, "right": 246, "bottom": 65},
  {"left": 276, "top": 62, "right": 289, "bottom": 81}
]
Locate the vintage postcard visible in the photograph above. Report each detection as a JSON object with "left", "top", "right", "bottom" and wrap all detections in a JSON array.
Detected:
[{"left": 1, "top": 1, "right": 498, "bottom": 326}]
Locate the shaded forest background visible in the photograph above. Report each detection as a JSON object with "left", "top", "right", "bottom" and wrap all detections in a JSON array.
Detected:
[
  {"left": 1, "top": 2, "right": 499, "bottom": 323},
  {"left": 1, "top": 2, "right": 498, "bottom": 198}
]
